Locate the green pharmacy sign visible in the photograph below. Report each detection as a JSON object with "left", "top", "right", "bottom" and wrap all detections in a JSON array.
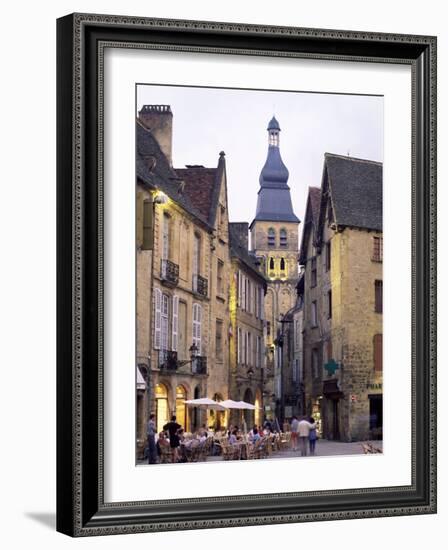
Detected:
[{"left": 324, "top": 359, "right": 339, "bottom": 377}]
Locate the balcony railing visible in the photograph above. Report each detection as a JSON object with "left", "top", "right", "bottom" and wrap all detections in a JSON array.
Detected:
[
  {"left": 192, "top": 274, "right": 208, "bottom": 297},
  {"left": 160, "top": 259, "right": 179, "bottom": 286},
  {"left": 192, "top": 356, "right": 207, "bottom": 375},
  {"left": 158, "top": 350, "right": 178, "bottom": 371}
]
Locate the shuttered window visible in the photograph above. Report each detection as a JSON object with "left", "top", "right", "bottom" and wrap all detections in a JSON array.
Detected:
[
  {"left": 192, "top": 303, "right": 202, "bottom": 355},
  {"left": 373, "top": 334, "right": 383, "bottom": 371},
  {"left": 136, "top": 192, "right": 144, "bottom": 248},
  {"left": 375, "top": 280, "right": 383, "bottom": 313},
  {"left": 372, "top": 236, "right": 383, "bottom": 262},
  {"left": 142, "top": 199, "right": 154, "bottom": 250},
  {"left": 237, "top": 327, "right": 242, "bottom": 364},
  {"left": 237, "top": 270, "right": 242, "bottom": 307},
  {"left": 242, "top": 274, "right": 246, "bottom": 311},
  {"left": 153, "top": 288, "right": 162, "bottom": 350},
  {"left": 162, "top": 213, "right": 170, "bottom": 260},
  {"left": 325, "top": 241, "right": 331, "bottom": 271},
  {"left": 260, "top": 289, "right": 265, "bottom": 320},
  {"left": 215, "top": 319, "right": 223, "bottom": 360},
  {"left": 161, "top": 294, "right": 169, "bottom": 351},
  {"left": 171, "top": 295, "right": 179, "bottom": 352}
]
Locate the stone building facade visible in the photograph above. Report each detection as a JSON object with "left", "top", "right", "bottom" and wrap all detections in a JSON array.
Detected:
[
  {"left": 279, "top": 277, "right": 305, "bottom": 421},
  {"left": 300, "top": 153, "right": 383, "bottom": 442},
  {"left": 136, "top": 106, "right": 231, "bottom": 439},
  {"left": 249, "top": 116, "right": 301, "bottom": 421},
  {"left": 228, "top": 222, "right": 267, "bottom": 429}
]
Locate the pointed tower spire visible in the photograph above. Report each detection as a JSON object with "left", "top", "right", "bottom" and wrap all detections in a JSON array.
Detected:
[{"left": 252, "top": 116, "right": 299, "bottom": 224}]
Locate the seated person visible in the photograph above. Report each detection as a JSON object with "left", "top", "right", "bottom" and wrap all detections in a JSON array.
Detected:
[
  {"left": 228, "top": 429, "right": 238, "bottom": 445},
  {"left": 251, "top": 427, "right": 261, "bottom": 443}
]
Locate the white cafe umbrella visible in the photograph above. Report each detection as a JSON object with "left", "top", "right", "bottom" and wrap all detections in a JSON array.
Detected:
[
  {"left": 184, "top": 397, "right": 226, "bottom": 411},
  {"left": 219, "top": 399, "right": 243, "bottom": 409},
  {"left": 236, "top": 401, "right": 257, "bottom": 410}
]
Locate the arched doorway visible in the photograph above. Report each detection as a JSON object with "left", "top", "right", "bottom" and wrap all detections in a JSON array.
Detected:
[
  {"left": 175, "top": 385, "right": 188, "bottom": 431},
  {"left": 254, "top": 388, "right": 262, "bottom": 427},
  {"left": 155, "top": 383, "right": 169, "bottom": 433},
  {"left": 243, "top": 388, "right": 254, "bottom": 429}
]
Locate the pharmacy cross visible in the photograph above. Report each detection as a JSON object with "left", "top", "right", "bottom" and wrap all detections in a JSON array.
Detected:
[{"left": 324, "top": 359, "right": 339, "bottom": 377}]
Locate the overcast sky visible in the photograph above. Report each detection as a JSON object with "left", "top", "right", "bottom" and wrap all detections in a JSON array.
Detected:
[{"left": 137, "top": 85, "right": 383, "bottom": 232}]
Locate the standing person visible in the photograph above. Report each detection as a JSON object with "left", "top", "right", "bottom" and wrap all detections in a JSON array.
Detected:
[
  {"left": 297, "top": 416, "right": 316, "bottom": 457},
  {"left": 147, "top": 413, "right": 157, "bottom": 464},
  {"left": 308, "top": 417, "right": 318, "bottom": 456},
  {"left": 290, "top": 416, "right": 299, "bottom": 451},
  {"left": 163, "top": 415, "right": 182, "bottom": 463}
]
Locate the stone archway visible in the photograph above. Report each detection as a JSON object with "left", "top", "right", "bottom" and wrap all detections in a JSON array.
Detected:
[
  {"left": 154, "top": 382, "right": 170, "bottom": 433},
  {"left": 175, "top": 384, "right": 188, "bottom": 431}
]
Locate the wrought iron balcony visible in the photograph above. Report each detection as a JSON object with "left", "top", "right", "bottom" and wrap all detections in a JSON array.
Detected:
[
  {"left": 160, "top": 259, "right": 179, "bottom": 286},
  {"left": 192, "top": 274, "right": 208, "bottom": 297},
  {"left": 191, "top": 356, "right": 207, "bottom": 375},
  {"left": 158, "top": 350, "right": 178, "bottom": 371}
]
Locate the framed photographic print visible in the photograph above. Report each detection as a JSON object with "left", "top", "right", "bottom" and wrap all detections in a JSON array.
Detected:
[{"left": 56, "top": 13, "right": 437, "bottom": 536}]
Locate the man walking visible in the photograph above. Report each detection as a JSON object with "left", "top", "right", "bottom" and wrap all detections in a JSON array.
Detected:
[
  {"left": 147, "top": 413, "right": 158, "bottom": 464},
  {"left": 297, "top": 416, "right": 316, "bottom": 457}
]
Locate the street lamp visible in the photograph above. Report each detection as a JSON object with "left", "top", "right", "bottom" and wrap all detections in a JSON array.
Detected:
[{"left": 176, "top": 342, "right": 200, "bottom": 370}]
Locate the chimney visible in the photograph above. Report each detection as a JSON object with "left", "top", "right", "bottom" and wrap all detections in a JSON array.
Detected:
[
  {"left": 230, "top": 222, "right": 249, "bottom": 251},
  {"left": 138, "top": 105, "right": 173, "bottom": 166}
]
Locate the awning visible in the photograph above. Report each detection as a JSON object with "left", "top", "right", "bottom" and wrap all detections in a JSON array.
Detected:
[
  {"left": 136, "top": 367, "right": 146, "bottom": 391},
  {"left": 184, "top": 398, "right": 227, "bottom": 410}
]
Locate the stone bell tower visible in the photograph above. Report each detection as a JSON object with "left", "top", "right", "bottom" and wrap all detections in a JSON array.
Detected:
[{"left": 250, "top": 116, "right": 300, "bottom": 381}]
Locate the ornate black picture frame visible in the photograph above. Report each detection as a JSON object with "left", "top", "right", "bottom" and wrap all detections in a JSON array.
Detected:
[{"left": 56, "top": 13, "right": 437, "bottom": 536}]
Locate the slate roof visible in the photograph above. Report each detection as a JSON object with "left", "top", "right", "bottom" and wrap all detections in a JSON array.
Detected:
[
  {"left": 252, "top": 117, "right": 299, "bottom": 226},
  {"left": 175, "top": 160, "right": 225, "bottom": 227},
  {"left": 308, "top": 186, "right": 322, "bottom": 224},
  {"left": 298, "top": 186, "right": 321, "bottom": 265},
  {"left": 229, "top": 223, "right": 267, "bottom": 285},
  {"left": 322, "top": 153, "right": 383, "bottom": 232},
  {"left": 299, "top": 153, "right": 382, "bottom": 264},
  {"left": 267, "top": 116, "right": 280, "bottom": 131},
  {"left": 136, "top": 120, "right": 224, "bottom": 229}
]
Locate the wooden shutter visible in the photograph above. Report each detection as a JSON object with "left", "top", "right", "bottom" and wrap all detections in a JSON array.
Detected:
[
  {"left": 153, "top": 288, "right": 162, "bottom": 350},
  {"left": 237, "top": 270, "right": 242, "bottom": 307},
  {"left": 237, "top": 327, "right": 241, "bottom": 364},
  {"left": 136, "top": 192, "right": 144, "bottom": 248},
  {"left": 375, "top": 280, "right": 383, "bottom": 313},
  {"left": 374, "top": 334, "right": 383, "bottom": 371},
  {"left": 193, "top": 303, "right": 202, "bottom": 355},
  {"left": 142, "top": 199, "right": 154, "bottom": 250},
  {"left": 172, "top": 295, "right": 179, "bottom": 352},
  {"left": 260, "top": 289, "right": 265, "bottom": 320}
]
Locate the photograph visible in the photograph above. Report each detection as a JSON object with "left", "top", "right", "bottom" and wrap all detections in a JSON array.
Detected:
[{"left": 135, "top": 84, "right": 384, "bottom": 465}]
